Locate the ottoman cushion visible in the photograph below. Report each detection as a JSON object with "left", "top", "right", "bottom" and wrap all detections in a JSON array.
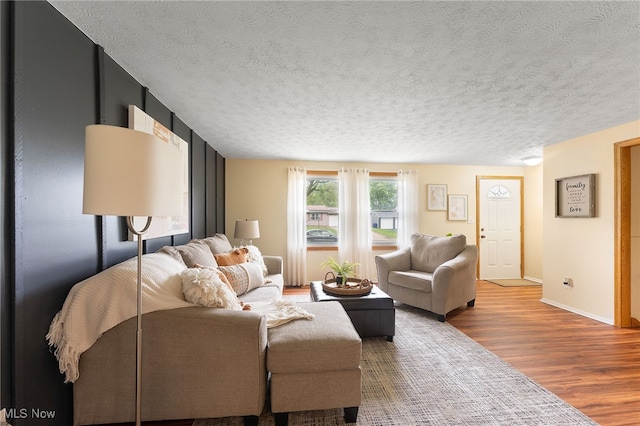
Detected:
[{"left": 267, "top": 301, "right": 361, "bottom": 374}]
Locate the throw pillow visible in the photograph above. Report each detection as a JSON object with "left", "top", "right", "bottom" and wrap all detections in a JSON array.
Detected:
[
  {"left": 156, "top": 245, "right": 186, "bottom": 266},
  {"left": 181, "top": 267, "right": 242, "bottom": 310},
  {"left": 194, "top": 264, "right": 233, "bottom": 292},
  {"left": 214, "top": 247, "right": 249, "bottom": 266},
  {"left": 237, "top": 245, "right": 269, "bottom": 276},
  {"left": 201, "top": 234, "right": 233, "bottom": 255},
  {"left": 173, "top": 240, "right": 218, "bottom": 268},
  {"left": 193, "top": 264, "right": 252, "bottom": 310},
  {"left": 217, "top": 262, "right": 265, "bottom": 296}
]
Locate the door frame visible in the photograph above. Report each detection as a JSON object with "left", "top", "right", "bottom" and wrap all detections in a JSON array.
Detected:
[
  {"left": 614, "top": 137, "right": 640, "bottom": 327},
  {"left": 475, "top": 176, "right": 524, "bottom": 279}
]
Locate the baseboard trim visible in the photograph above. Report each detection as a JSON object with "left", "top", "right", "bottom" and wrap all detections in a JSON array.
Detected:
[
  {"left": 540, "top": 298, "right": 613, "bottom": 325},
  {"left": 523, "top": 275, "right": 542, "bottom": 284}
]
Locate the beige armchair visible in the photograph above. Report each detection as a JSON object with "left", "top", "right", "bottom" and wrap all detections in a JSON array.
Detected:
[{"left": 375, "top": 233, "right": 478, "bottom": 322}]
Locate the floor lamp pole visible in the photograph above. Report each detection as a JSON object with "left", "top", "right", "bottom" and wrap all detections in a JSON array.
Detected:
[{"left": 127, "top": 216, "right": 153, "bottom": 426}]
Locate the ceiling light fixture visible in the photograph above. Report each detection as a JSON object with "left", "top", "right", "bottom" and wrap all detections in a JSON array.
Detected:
[{"left": 521, "top": 156, "right": 542, "bottom": 166}]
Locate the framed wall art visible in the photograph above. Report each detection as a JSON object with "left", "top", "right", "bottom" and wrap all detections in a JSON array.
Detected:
[
  {"left": 427, "top": 184, "right": 447, "bottom": 211},
  {"left": 555, "top": 173, "right": 596, "bottom": 218},
  {"left": 128, "top": 105, "right": 190, "bottom": 240},
  {"left": 448, "top": 194, "right": 468, "bottom": 221}
]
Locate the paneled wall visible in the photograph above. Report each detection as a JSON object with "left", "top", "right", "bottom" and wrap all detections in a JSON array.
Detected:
[{"left": 0, "top": 2, "right": 225, "bottom": 424}]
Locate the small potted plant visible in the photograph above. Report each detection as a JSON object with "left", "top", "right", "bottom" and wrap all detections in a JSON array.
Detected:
[{"left": 321, "top": 256, "right": 359, "bottom": 286}]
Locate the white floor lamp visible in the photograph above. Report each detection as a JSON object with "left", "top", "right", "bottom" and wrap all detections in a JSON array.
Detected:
[{"left": 82, "top": 124, "right": 183, "bottom": 425}]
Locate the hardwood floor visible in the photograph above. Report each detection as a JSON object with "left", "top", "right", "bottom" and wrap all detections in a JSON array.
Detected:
[
  {"left": 120, "top": 281, "right": 640, "bottom": 426},
  {"left": 445, "top": 281, "right": 640, "bottom": 426}
]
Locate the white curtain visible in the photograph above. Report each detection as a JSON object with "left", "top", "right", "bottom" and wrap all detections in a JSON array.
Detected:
[
  {"left": 338, "top": 168, "right": 373, "bottom": 279},
  {"left": 286, "top": 166, "right": 307, "bottom": 286},
  {"left": 397, "top": 169, "right": 419, "bottom": 249}
]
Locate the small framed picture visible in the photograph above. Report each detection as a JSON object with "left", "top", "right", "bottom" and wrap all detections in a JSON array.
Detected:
[
  {"left": 427, "top": 184, "right": 447, "bottom": 211},
  {"left": 448, "top": 194, "right": 468, "bottom": 221}
]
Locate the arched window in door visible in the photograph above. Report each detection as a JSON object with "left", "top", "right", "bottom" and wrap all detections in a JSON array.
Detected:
[{"left": 487, "top": 185, "right": 511, "bottom": 198}]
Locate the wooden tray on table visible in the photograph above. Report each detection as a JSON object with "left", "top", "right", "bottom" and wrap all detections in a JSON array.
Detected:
[{"left": 322, "top": 272, "right": 372, "bottom": 296}]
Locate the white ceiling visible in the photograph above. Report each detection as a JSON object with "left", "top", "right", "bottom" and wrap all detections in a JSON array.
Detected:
[{"left": 49, "top": 1, "right": 640, "bottom": 166}]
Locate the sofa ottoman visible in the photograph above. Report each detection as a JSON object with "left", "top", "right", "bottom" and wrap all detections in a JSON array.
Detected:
[{"left": 267, "top": 301, "right": 362, "bottom": 425}]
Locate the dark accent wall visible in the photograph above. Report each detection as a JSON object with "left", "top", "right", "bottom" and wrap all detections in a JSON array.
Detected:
[{"left": 1, "top": 2, "right": 226, "bottom": 424}]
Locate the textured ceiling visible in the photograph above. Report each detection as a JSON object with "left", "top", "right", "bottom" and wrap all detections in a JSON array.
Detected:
[{"left": 49, "top": 1, "right": 640, "bottom": 166}]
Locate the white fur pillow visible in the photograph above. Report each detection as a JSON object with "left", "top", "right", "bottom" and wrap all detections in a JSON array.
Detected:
[{"left": 181, "top": 268, "right": 242, "bottom": 310}]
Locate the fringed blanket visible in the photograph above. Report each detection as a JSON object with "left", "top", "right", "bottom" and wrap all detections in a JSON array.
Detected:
[
  {"left": 46, "top": 253, "right": 194, "bottom": 383},
  {"left": 248, "top": 299, "right": 315, "bottom": 328}
]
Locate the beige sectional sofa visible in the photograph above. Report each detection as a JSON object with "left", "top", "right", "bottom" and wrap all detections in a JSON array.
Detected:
[
  {"left": 51, "top": 233, "right": 361, "bottom": 426},
  {"left": 67, "top": 234, "right": 284, "bottom": 425}
]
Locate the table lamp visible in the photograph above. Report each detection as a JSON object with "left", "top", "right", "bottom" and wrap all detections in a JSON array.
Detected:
[{"left": 234, "top": 219, "right": 260, "bottom": 245}]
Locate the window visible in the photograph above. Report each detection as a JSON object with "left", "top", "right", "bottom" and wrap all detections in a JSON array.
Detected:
[
  {"left": 487, "top": 185, "right": 511, "bottom": 198},
  {"left": 306, "top": 171, "right": 399, "bottom": 248},
  {"left": 306, "top": 173, "right": 339, "bottom": 246},
  {"left": 370, "top": 176, "right": 398, "bottom": 246}
]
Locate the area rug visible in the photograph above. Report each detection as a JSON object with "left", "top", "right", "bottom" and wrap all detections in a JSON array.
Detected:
[
  {"left": 193, "top": 303, "right": 595, "bottom": 426},
  {"left": 485, "top": 278, "right": 542, "bottom": 287}
]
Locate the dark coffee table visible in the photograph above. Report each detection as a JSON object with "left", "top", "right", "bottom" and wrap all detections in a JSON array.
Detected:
[{"left": 310, "top": 281, "right": 395, "bottom": 341}]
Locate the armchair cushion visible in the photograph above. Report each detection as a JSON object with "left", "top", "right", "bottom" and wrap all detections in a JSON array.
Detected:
[
  {"left": 411, "top": 233, "right": 466, "bottom": 273},
  {"left": 388, "top": 270, "right": 433, "bottom": 292}
]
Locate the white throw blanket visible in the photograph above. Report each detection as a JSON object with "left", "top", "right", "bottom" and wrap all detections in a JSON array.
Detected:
[
  {"left": 46, "top": 253, "right": 194, "bottom": 383},
  {"left": 249, "top": 299, "right": 315, "bottom": 328}
]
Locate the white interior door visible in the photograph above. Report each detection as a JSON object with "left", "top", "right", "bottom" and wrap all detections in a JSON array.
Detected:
[{"left": 478, "top": 178, "right": 522, "bottom": 280}]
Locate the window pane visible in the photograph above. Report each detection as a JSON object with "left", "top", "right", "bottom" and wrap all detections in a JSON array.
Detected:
[
  {"left": 487, "top": 185, "right": 511, "bottom": 198},
  {"left": 370, "top": 178, "right": 398, "bottom": 245},
  {"left": 306, "top": 177, "right": 339, "bottom": 245}
]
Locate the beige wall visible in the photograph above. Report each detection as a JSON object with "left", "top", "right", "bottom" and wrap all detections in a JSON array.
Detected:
[
  {"left": 226, "top": 160, "right": 541, "bottom": 282},
  {"left": 542, "top": 120, "right": 640, "bottom": 324},
  {"left": 524, "top": 163, "right": 543, "bottom": 281}
]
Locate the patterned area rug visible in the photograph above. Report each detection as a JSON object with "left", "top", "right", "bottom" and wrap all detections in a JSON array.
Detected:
[
  {"left": 485, "top": 279, "right": 542, "bottom": 287},
  {"left": 193, "top": 303, "right": 595, "bottom": 426}
]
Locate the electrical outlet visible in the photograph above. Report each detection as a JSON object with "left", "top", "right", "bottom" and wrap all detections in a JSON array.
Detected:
[{"left": 563, "top": 278, "right": 572, "bottom": 289}]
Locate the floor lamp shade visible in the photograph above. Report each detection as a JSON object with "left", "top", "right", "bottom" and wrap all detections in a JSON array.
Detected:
[{"left": 83, "top": 124, "right": 183, "bottom": 217}]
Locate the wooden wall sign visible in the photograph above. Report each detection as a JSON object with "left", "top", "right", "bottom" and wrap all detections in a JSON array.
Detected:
[{"left": 555, "top": 173, "right": 596, "bottom": 218}]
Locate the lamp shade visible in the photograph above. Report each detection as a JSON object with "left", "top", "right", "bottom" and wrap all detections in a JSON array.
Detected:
[
  {"left": 234, "top": 220, "right": 260, "bottom": 240},
  {"left": 83, "top": 124, "right": 183, "bottom": 217}
]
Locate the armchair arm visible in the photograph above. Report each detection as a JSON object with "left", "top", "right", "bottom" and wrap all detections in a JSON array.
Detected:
[
  {"left": 430, "top": 245, "right": 478, "bottom": 315},
  {"left": 375, "top": 247, "right": 411, "bottom": 292},
  {"left": 263, "top": 255, "right": 283, "bottom": 275}
]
